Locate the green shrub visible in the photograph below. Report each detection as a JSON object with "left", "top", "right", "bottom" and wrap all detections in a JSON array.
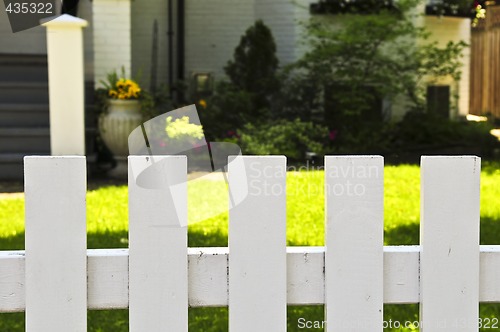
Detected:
[
  {"left": 198, "top": 20, "right": 280, "bottom": 139},
  {"left": 389, "top": 111, "right": 500, "bottom": 155},
  {"left": 287, "top": 0, "right": 466, "bottom": 132},
  {"left": 238, "top": 119, "right": 329, "bottom": 160},
  {"left": 225, "top": 20, "right": 280, "bottom": 109}
]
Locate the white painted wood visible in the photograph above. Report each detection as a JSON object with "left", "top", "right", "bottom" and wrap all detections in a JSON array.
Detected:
[
  {"left": 128, "top": 156, "right": 188, "bottom": 332},
  {"left": 480, "top": 246, "right": 500, "bottom": 303},
  {"left": 228, "top": 156, "right": 287, "bottom": 332},
  {"left": 188, "top": 247, "right": 229, "bottom": 307},
  {"left": 287, "top": 246, "right": 325, "bottom": 305},
  {"left": 420, "top": 156, "right": 480, "bottom": 331},
  {"left": 24, "top": 156, "right": 87, "bottom": 331},
  {"left": 87, "top": 249, "right": 129, "bottom": 309},
  {"left": 325, "top": 156, "right": 384, "bottom": 332},
  {"left": 384, "top": 246, "right": 420, "bottom": 304},
  {"left": 5, "top": 246, "right": 500, "bottom": 312},
  {"left": 43, "top": 15, "right": 87, "bottom": 155},
  {"left": 0, "top": 251, "right": 25, "bottom": 312}
]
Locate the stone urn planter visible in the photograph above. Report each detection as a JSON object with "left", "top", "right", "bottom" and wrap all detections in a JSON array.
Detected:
[{"left": 99, "top": 99, "right": 142, "bottom": 177}]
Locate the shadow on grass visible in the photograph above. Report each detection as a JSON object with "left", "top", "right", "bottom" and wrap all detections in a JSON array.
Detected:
[
  {"left": 88, "top": 230, "right": 129, "bottom": 249},
  {"left": 480, "top": 216, "right": 500, "bottom": 245},
  {"left": 0, "top": 233, "right": 24, "bottom": 250},
  {"left": 384, "top": 216, "right": 500, "bottom": 246},
  {"left": 385, "top": 223, "right": 420, "bottom": 246},
  {"left": 188, "top": 228, "right": 228, "bottom": 247}
]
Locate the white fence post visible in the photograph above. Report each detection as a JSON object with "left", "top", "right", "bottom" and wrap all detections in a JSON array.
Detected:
[
  {"left": 229, "top": 156, "right": 287, "bottom": 331},
  {"left": 128, "top": 156, "right": 188, "bottom": 331},
  {"left": 325, "top": 156, "right": 384, "bottom": 331},
  {"left": 43, "top": 15, "right": 87, "bottom": 155},
  {"left": 420, "top": 156, "right": 480, "bottom": 331},
  {"left": 24, "top": 156, "right": 87, "bottom": 332}
]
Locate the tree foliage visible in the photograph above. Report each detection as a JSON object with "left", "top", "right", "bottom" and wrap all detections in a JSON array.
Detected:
[
  {"left": 281, "top": 0, "right": 467, "bottom": 128},
  {"left": 200, "top": 20, "right": 281, "bottom": 140},
  {"left": 224, "top": 20, "right": 281, "bottom": 109}
]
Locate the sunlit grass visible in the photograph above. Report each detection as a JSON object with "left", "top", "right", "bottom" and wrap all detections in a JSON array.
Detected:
[{"left": 1, "top": 164, "right": 499, "bottom": 248}]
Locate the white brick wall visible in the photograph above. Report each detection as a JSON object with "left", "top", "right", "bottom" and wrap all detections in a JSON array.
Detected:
[
  {"left": 131, "top": 0, "right": 169, "bottom": 90},
  {"left": 255, "top": 0, "right": 298, "bottom": 66},
  {"left": 184, "top": 0, "right": 312, "bottom": 80},
  {"left": 185, "top": 0, "right": 255, "bottom": 80},
  {"left": 293, "top": 0, "right": 315, "bottom": 61},
  {"left": 93, "top": 0, "right": 132, "bottom": 88}
]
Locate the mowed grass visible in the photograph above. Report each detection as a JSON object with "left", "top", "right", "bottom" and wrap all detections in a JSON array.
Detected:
[{"left": 1, "top": 163, "right": 500, "bottom": 331}]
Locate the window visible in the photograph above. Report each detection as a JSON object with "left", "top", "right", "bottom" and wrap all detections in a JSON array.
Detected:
[
  {"left": 427, "top": 85, "right": 450, "bottom": 118},
  {"left": 191, "top": 72, "right": 213, "bottom": 99}
]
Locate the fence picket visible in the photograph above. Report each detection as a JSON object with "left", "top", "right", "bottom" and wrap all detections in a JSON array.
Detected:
[
  {"left": 128, "top": 156, "right": 188, "bottom": 332},
  {"left": 420, "top": 156, "right": 480, "bottom": 331},
  {"left": 325, "top": 156, "right": 384, "bottom": 332},
  {"left": 228, "top": 156, "right": 287, "bottom": 331},
  {"left": 24, "top": 156, "right": 87, "bottom": 332}
]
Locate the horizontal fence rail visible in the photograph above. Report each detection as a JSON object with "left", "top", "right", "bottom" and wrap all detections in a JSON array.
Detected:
[
  {"left": 3, "top": 245, "right": 500, "bottom": 312},
  {"left": 0, "top": 155, "right": 491, "bottom": 332}
]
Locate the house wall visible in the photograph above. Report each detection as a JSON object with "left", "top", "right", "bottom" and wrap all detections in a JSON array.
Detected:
[
  {"left": 0, "top": 9, "right": 47, "bottom": 54},
  {"left": 0, "top": 2, "right": 92, "bottom": 77},
  {"left": 423, "top": 16, "right": 471, "bottom": 117},
  {"left": 254, "top": 0, "right": 298, "bottom": 66},
  {"left": 183, "top": 0, "right": 315, "bottom": 81},
  {"left": 184, "top": 0, "right": 255, "bottom": 82},
  {"left": 78, "top": 0, "right": 94, "bottom": 81},
  {"left": 293, "top": 0, "right": 315, "bottom": 61},
  {"left": 131, "top": 0, "right": 170, "bottom": 90},
  {"left": 93, "top": 0, "right": 132, "bottom": 88}
]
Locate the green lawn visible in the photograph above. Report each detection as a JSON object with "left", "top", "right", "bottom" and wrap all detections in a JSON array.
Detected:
[{"left": 1, "top": 163, "right": 500, "bottom": 331}]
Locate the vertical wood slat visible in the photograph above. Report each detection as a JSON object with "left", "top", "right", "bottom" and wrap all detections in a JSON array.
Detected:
[
  {"left": 471, "top": 6, "right": 500, "bottom": 117},
  {"left": 325, "top": 156, "right": 384, "bottom": 332},
  {"left": 24, "top": 156, "right": 87, "bottom": 332},
  {"left": 420, "top": 156, "right": 480, "bottom": 331},
  {"left": 128, "top": 156, "right": 188, "bottom": 332},
  {"left": 229, "top": 156, "right": 287, "bottom": 331}
]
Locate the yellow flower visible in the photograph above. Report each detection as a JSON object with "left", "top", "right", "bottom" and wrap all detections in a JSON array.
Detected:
[
  {"left": 199, "top": 99, "right": 207, "bottom": 109},
  {"left": 108, "top": 70, "right": 141, "bottom": 99}
]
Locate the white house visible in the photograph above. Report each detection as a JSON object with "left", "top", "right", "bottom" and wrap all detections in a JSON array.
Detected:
[{"left": 0, "top": 0, "right": 471, "bottom": 178}]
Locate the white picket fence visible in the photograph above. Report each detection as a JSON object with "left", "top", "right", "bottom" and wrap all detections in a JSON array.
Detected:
[{"left": 0, "top": 155, "right": 497, "bottom": 331}]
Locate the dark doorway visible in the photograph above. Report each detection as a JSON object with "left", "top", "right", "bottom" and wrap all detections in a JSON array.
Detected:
[{"left": 427, "top": 85, "right": 450, "bottom": 118}]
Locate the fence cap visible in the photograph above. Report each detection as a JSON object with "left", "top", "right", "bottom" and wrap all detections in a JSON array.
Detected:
[{"left": 41, "top": 14, "right": 88, "bottom": 28}]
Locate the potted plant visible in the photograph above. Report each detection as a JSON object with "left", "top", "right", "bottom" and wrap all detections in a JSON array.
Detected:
[{"left": 98, "top": 68, "right": 143, "bottom": 176}]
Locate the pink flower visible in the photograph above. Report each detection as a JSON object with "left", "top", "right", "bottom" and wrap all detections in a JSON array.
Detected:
[{"left": 329, "top": 130, "right": 338, "bottom": 141}]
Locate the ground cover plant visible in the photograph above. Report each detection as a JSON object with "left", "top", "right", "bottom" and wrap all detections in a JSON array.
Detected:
[{"left": 1, "top": 163, "right": 500, "bottom": 331}]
